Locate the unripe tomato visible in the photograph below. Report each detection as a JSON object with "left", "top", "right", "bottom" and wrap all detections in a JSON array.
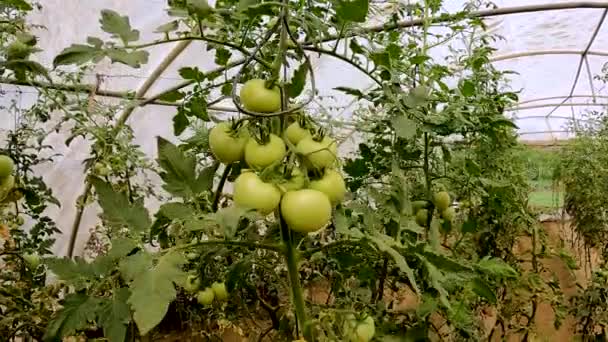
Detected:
[
  {"left": 415, "top": 209, "right": 428, "bottom": 227},
  {"left": 433, "top": 191, "right": 451, "bottom": 211},
  {"left": 343, "top": 314, "right": 375, "bottom": 342},
  {"left": 0, "top": 155, "right": 15, "bottom": 179},
  {"left": 441, "top": 207, "right": 455, "bottom": 222},
  {"left": 233, "top": 171, "right": 281, "bottom": 214},
  {"left": 209, "top": 122, "right": 248, "bottom": 164},
  {"left": 308, "top": 169, "right": 346, "bottom": 205},
  {"left": 211, "top": 281, "right": 229, "bottom": 301},
  {"left": 279, "top": 168, "right": 305, "bottom": 192},
  {"left": 94, "top": 162, "right": 109, "bottom": 176},
  {"left": 244, "top": 134, "right": 286, "bottom": 169},
  {"left": 285, "top": 121, "right": 310, "bottom": 145},
  {"left": 22, "top": 252, "right": 40, "bottom": 269},
  {"left": 411, "top": 200, "right": 428, "bottom": 214},
  {"left": 240, "top": 79, "right": 281, "bottom": 113},
  {"left": 197, "top": 288, "right": 215, "bottom": 305},
  {"left": 0, "top": 175, "right": 15, "bottom": 191},
  {"left": 281, "top": 189, "right": 332, "bottom": 233},
  {"left": 184, "top": 274, "right": 201, "bottom": 293},
  {"left": 296, "top": 136, "right": 337, "bottom": 169}
]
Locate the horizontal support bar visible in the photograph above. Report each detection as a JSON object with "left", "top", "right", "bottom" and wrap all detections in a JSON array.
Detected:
[
  {"left": 517, "top": 94, "right": 608, "bottom": 105},
  {"left": 491, "top": 50, "right": 608, "bottom": 62},
  {"left": 507, "top": 102, "right": 608, "bottom": 111}
]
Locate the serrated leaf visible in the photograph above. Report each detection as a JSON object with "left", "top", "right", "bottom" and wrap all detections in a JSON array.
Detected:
[
  {"left": 186, "top": 96, "right": 208, "bottom": 121},
  {"left": 106, "top": 48, "right": 149, "bottom": 68},
  {"left": 43, "top": 294, "right": 101, "bottom": 341},
  {"left": 158, "top": 90, "right": 184, "bottom": 102},
  {"left": 460, "top": 80, "right": 475, "bottom": 97},
  {"left": 423, "top": 259, "right": 450, "bottom": 309},
  {"left": 53, "top": 44, "right": 104, "bottom": 67},
  {"left": 475, "top": 257, "right": 518, "bottom": 279},
  {"left": 221, "top": 83, "right": 233, "bottom": 97},
  {"left": 173, "top": 109, "right": 189, "bottom": 136},
  {"left": 5, "top": 0, "right": 33, "bottom": 11},
  {"left": 98, "top": 288, "right": 131, "bottom": 342},
  {"left": 179, "top": 66, "right": 205, "bottom": 81},
  {"left": 213, "top": 205, "right": 254, "bottom": 238},
  {"left": 336, "top": 0, "right": 369, "bottom": 23},
  {"left": 45, "top": 257, "right": 103, "bottom": 289},
  {"left": 419, "top": 250, "right": 473, "bottom": 274},
  {"left": 214, "top": 48, "right": 232, "bottom": 66},
  {"left": 100, "top": 9, "right": 140, "bottom": 43},
  {"left": 471, "top": 277, "right": 496, "bottom": 304},
  {"left": 287, "top": 61, "right": 309, "bottom": 98},
  {"left": 154, "top": 21, "right": 179, "bottom": 33},
  {"left": 127, "top": 251, "right": 187, "bottom": 335},
  {"left": 391, "top": 116, "right": 416, "bottom": 139},
  {"left": 1, "top": 59, "right": 51, "bottom": 81},
  {"left": 91, "top": 177, "right": 151, "bottom": 233},
  {"left": 334, "top": 86, "right": 364, "bottom": 98},
  {"left": 160, "top": 202, "right": 192, "bottom": 220},
  {"left": 108, "top": 238, "right": 139, "bottom": 260},
  {"left": 119, "top": 251, "right": 153, "bottom": 283},
  {"left": 367, "top": 233, "right": 419, "bottom": 295}
]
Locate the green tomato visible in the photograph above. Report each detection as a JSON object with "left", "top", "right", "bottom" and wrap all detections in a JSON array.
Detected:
[
  {"left": 296, "top": 136, "right": 337, "bottom": 169},
  {"left": 343, "top": 315, "right": 375, "bottom": 342},
  {"left": 184, "top": 274, "right": 201, "bottom": 293},
  {"left": 196, "top": 288, "right": 215, "bottom": 305},
  {"left": 211, "top": 281, "right": 229, "bottom": 301},
  {"left": 233, "top": 171, "right": 281, "bottom": 215},
  {"left": 94, "top": 162, "right": 109, "bottom": 176},
  {"left": 22, "top": 252, "right": 40, "bottom": 270},
  {"left": 0, "top": 175, "right": 15, "bottom": 191},
  {"left": 308, "top": 169, "right": 346, "bottom": 205},
  {"left": 433, "top": 191, "right": 451, "bottom": 211},
  {"left": 281, "top": 189, "right": 332, "bottom": 233},
  {"left": 240, "top": 79, "right": 281, "bottom": 113},
  {"left": 415, "top": 209, "right": 428, "bottom": 227},
  {"left": 285, "top": 121, "right": 311, "bottom": 145},
  {"left": 244, "top": 134, "right": 286, "bottom": 169},
  {"left": 278, "top": 168, "right": 305, "bottom": 192},
  {"left": 209, "top": 122, "right": 248, "bottom": 164},
  {"left": 0, "top": 155, "right": 15, "bottom": 179},
  {"left": 441, "top": 207, "right": 455, "bottom": 222},
  {"left": 411, "top": 200, "right": 429, "bottom": 214}
]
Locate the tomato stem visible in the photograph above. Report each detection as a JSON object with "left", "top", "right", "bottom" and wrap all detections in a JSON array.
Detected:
[
  {"left": 278, "top": 211, "right": 312, "bottom": 340},
  {"left": 212, "top": 164, "right": 232, "bottom": 212}
]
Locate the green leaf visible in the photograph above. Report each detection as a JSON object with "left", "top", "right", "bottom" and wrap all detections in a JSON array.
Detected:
[
  {"left": 185, "top": 96, "right": 208, "bottom": 121},
  {"left": 54, "top": 44, "right": 102, "bottom": 67},
  {"left": 4, "top": 0, "right": 33, "bottom": 11},
  {"left": 98, "top": 288, "right": 131, "bottom": 342},
  {"left": 221, "top": 83, "right": 233, "bottom": 97},
  {"left": 87, "top": 37, "right": 104, "bottom": 48},
  {"left": 213, "top": 205, "right": 255, "bottom": 238},
  {"left": 106, "top": 48, "right": 149, "bottom": 68},
  {"left": 475, "top": 257, "right": 518, "bottom": 279},
  {"left": 173, "top": 110, "right": 189, "bottom": 136},
  {"left": 100, "top": 9, "right": 140, "bottom": 43},
  {"left": 391, "top": 116, "right": 417, "bottom": 139},
  {"left": 90, "top": 177, "right": 151, "bottom": 233},
  {"left": 127, "top": 251, "right": 187, "bottom": 335},
  {"left": 410, "top": 55, "right": 430, "bottom": 65},
  {"left": 460, "top": 80, "right": 475, "bottom": 97},
  {"left": 158, "top": 90, "right": 185, "bottom": 102},
  {"left": 187, "top": 0, "right": 214, "bottom": 18},
  {"left": 154, "top": 21, "right": 179, "bottom": 33},
  {"left": 43, "top": 294, "right": 101, "bottom": 341},
  {"left": 45, "top": 257, "right": 106, "bottom": 289},
  {"left": 367, "top": 233, "right": 420, "bottom": 295},
  {"left": 419, "top": 250, "right": 473, "bottom": 273},
  {"left": 1, "top": 59, "right": 51, "bottom": 81},
  {"left": 179, "top": 66, "right": 205, "bottom": 81},
  {"left": 336, "top": 0, "right": 369, "bottom": 23},
  {"left": 471, "top": 277, "right": 496, "bottom": 304},
  {"left": 461, "top": 218, "right": 477, "bottom": 234},
  {"left": 108, "top": 238, "right": 139, "bottom": 260},
  {"left": 423, "top": 259, "right": 450, "bottom": 309},
  {"left": 160, "top": 202, "right": 192, "bottom": 220},
  {"left": 334, "top": 86, "right": 364, "bottom": 98},
  {"left": 491, "top": 117, "right": 518, "bottom": 129},
  {"left": 119, "top": 251, "right": 153, "bottom": 282},
  {"left": 214, "top": 48, "right": 232, "bottom": 66},
  {"left": 287, "top": 61, "right": 309, "bottom": 98}
]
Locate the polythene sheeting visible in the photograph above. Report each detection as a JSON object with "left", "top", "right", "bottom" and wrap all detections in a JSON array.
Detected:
[{"left": 1, "top": 0, "right": 607, "bottom": 256}]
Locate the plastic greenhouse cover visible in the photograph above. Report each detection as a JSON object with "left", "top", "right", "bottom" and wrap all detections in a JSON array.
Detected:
[{"left": 0, "top": 0, "right": 607, "bottom": 256}]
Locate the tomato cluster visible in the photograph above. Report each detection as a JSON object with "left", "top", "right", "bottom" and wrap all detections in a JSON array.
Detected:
[
  {"left": 343, "top": 314, "right": 376, "bottom": 342},
  {"left": 413, "top": 191, "right": 454, "bottom": 226},
  {"left": 208, "top": 79, "right": 347, "bottom": 233}
]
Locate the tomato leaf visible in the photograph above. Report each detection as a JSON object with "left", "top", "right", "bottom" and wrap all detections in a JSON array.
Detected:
[
  {"left": 45, "top": 257, "right": 100, "bottom": 289},
  {"left": 119, "top": 251, "right": 153, "bottom": 283},
  {"left": 108, "top": 238, "right": 139, "bottom": 260},
  {"left": 98, "top": 288, "right": 131, "bottom": 342},
  {"left": 475, "top": 257, "right": 518, "bottom": 279},
  {"left": 459, "top": 79, "right": 475, "bottom": 97},
  {"left": 391, "top": 116, "right": 417, "bottom": 139},
  {"left": 336, "top": 0, "right": 369, "bottom": 23},
  {"left": 334, "top": 86, "right": 364, "bottom": 98},
  {"left": 154, "top": 21, "right": 179, "bottom": 33},
  {"left": 53, "top": 44, "right": 103, "bottom": 67},
  {"left": 106, "top": 48, "right": 149, "bottom": 68},
  {"left": 43, "top": 294, "right": 101, "bottom": 341},
  {"left": 173, "top": 109, "right": 190, "bottom": 136},
  {"left": 90, "top": 176, "right": 151, "bottom": 233},
  {"left": 367, "top": 233, "right": 420, "bottom": 295},
  {"left": 286, "top": 61, "right": 309, "bottom": 98},
  {"left": 160, "top": 202, "right": 192, "bottom": 220},
  {"left": 100, "top": 9, "right": 140, "bottom": 44},
  {"left": 179, "top": 66, "right": 205, "bottom": 81},
  {"left": 214, "top": 47, "right": 232, "bottom": 66},
  {"left": 127, "top": 251, "right": 187, "bottom": 335},
  {"left": 213, "top": 205, "right": 256, "bottom": 238},
  {"left": 158, "top": 90, "right": 185, "bottom": 102},
  {"left": 423, "top": 259, "right": 451, "bottom": 309},
  {"left": 470, "top": 277, "right": 497, "bottom": 304},
  {"left": 5, "top": 0, "right": 33, "bottom": 11}
]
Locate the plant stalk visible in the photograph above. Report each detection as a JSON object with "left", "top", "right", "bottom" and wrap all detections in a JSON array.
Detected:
[{"left": 212, "top": 164, "right": 232, "bottom": 212}]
